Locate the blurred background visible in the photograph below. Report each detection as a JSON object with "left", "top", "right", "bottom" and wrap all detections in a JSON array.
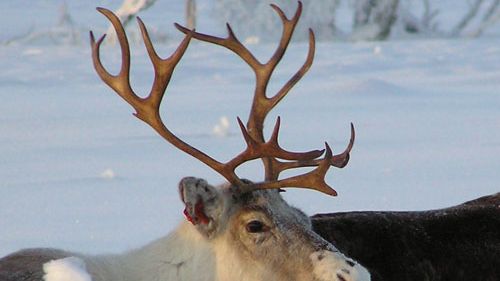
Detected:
[{"left": 2, "top": 0, "right": 500, "bottom": 46}]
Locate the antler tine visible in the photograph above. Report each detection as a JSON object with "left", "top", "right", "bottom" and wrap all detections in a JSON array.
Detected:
[
  {"left": 265, "top": 1, "right": 304, "bottom": 89},
  {"left": 244, "top": 143, "right": 337, "bottom": 196},
  {"left": 330, "top": 123, "right": 355, "bottom": 168},
  {"left": 275, "top": 123, "right": 355, "bottom": 173},
  {"left": 135, "top": 16, "right": 189, "bottom": 111},
  {"left": 90, "top": 8, "right": 248, "bottom": 187},
  {"left": 264, "top": 117, "right": 324, "bottom": 160},
  {"left": 229, "top": 117, "right": 324, "bottom": 165},
  {"left": 269, "top": 29, "right": 315, "bottom": 111},
  {"left": 90, "top": 8, "right": 137, "bottom": 109},
  {"left": 174, "top": 22, "right": 260, "bottom": 70}
]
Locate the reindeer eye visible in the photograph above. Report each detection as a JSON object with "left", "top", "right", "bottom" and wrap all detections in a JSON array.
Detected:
[{"left": 246, "top": 220, "right": 266, "bottom": 233}]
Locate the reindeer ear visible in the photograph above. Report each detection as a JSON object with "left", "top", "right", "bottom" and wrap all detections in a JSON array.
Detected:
[{"left": 178, "top": 177, "right": 225, "bottom": 238}]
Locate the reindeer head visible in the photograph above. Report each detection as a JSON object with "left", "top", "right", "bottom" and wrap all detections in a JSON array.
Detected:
[
  {"left": 179, "top": 177, "right": 368, "bottom": 281},
  {"left": 90, "top": 2, "right": 369, "bottom": 281}
]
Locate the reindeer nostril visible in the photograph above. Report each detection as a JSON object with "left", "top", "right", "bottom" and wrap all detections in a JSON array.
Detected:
[
  {"left": 346, "top": 260, "right": 355, "bottom": 267},
  {"left": 336, "top": 273, "right": 347, "bottom": 281}
]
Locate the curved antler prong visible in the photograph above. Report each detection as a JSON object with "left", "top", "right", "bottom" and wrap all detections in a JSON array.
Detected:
[
  {"left": 269, "top": 116, "right": 282, "bottom": 143},
  {"left": 270, "top": 1, "right": 303, "bottom": 23},
  {"left": 236, "top": 117, "right": 259, "bottom": 148},
  {"left": 137, "top": 16, "right": 160, "bottom": 65},
  {"left": 269, "top": 29, "right": 316, "bottom": 110},
  {"left": 91, "top": 8, "right": 140, "bottom": 113},
  {"left": 265, "top": 1, "right": 303, "bottom": 69},
  {"left": 330, "top": 123, "right": 355, "bottom": 168},
  {"left": 225, "top": 23, "right": 238, "bottom": 41},
  {"left": 269, "top": 4, "right": 288, "bottom": 22},
  {"left": 174, "top": 22, "right": 261, "bottom": 69},
  {"left": 137, "top": 16, "right": 194, "bottom": 112},
  {"left": 89, "top": 31, "right": 107, "bottom": 75},
  {"left": 270, "top": 123, "right": 355, "bottom": 177},
  {"left": 96, "top": 7, "right": 131, "bottom": 78},
  {"left": 266, "top": 117, "right": 324, "bottom": 160},
  {"left": 230, "top": 117, "right": 324, "bottom": 168},
  {"left": 245, "top": 142, "right": 337, "bottom": 196}
]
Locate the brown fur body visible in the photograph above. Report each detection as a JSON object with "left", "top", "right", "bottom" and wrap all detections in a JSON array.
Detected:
[{"left": 312, "top": 193, "right": 500, "bottom": 281}]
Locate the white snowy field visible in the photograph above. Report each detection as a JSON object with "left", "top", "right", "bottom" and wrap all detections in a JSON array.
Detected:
[{"left": 1, "top": 2, "right": 500, "bottom": 258}]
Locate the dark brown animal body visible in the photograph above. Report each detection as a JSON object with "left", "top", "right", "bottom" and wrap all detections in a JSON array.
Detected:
[
  {"left": 312, "top": 193, "right": 500, "bottom": 281},
  {"left": 0, "top": 249, "right": 70, "bottom": 281}
]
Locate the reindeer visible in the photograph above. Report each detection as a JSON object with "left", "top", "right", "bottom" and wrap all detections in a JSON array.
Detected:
[{"left": 0, "top": 2, "right": 370, "bottom": 281}]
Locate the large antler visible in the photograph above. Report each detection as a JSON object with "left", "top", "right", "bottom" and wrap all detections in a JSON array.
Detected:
[
  {"left": 176, "top": 2, "right": 354, "bottom": 195},
  {"left": 90, "top": 2, "right": 354, "bottom": 196}
]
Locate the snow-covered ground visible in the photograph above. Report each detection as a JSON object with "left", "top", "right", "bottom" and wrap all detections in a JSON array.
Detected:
[{"left": 1, "top": 1, "right": 500, "bottom": 258}]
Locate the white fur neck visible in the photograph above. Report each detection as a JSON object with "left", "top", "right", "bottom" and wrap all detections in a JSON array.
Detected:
[
  {"left": 212, "top": 240, "right": 276, "bottom": 281},
  {"left": 81, "top": 221, "right": 215, "bottom": 281}
]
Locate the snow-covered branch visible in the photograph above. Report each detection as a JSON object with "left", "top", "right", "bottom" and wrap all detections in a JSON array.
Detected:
[
  {"left": 2, "top": 3, "right": 81, "bottom": 46},
  {"left": 351, "top": 0, "right": 399, "bottom": 41},
  {"left": 214, "top": 0, "right": 500, "bottom": 41},
  {"left": 214, "top": 0, "right": 341, "bottom": 42},
  {"left": 470, "top": 0, "right": 500, "bottom": 37},
  {"left": 451, "top": 0, "right": 485, "bottom": 35},
  {"left": 105, "top": 0, "right": 158, "bottom": 44}
]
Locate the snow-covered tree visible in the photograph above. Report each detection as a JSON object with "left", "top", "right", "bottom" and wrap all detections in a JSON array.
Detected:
[
  {"left": 213, "top": 0, "right": 500, "bottom": 41},
  {"left": 214, "top": 0, "right": 341, "bottom": 42},
  {"left": 395, "top": 0, "right": 500, "bottom": 38},
  {"left": 186, "top": 0, "right": 196, "bottom": 29},
  {"left": 105, "top": 0, "right": 158, "bottom": 44},
  {"left": 351, "top": 0, "right": 400, "bottom": 41},
  {"left": 2, "top": 2, "right": 80, "bottom": 46}
]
